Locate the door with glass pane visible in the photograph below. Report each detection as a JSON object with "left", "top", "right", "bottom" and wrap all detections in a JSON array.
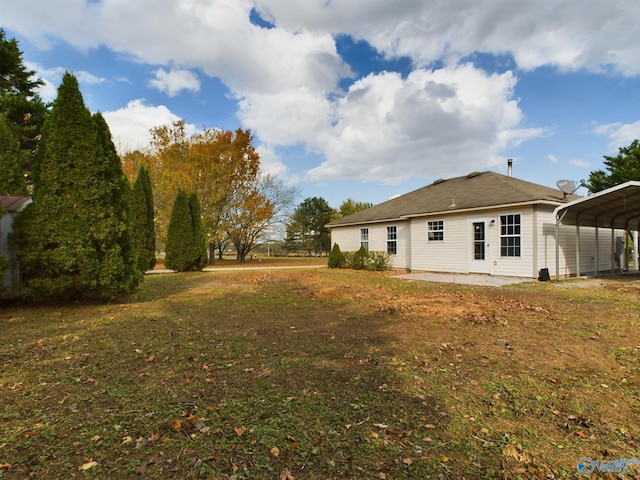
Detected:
[{"left": 470, "top": 219, "right": 491, "bottom": 273}]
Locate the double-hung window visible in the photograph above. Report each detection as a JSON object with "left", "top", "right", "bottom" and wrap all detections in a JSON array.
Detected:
[
  {"left": 500, "top": 214, "right": 521, "bottom": 257},
  {"left": 427, "top": 220, "right": 444, "bottom": 242},
  {"left": 360, "top": 228, "right": 369, "bottom": 250},
  {"left": 387, "top": 226, "right": 397, "bottom": 254}
]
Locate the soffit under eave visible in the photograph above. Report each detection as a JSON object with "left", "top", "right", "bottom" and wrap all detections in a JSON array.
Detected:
[
  {"left": 326, "top": 217, "right": 405, "bottom": 229},
  {"left": 327, "top": 200, "right": 563, "bottom": 228},
  {"left": 402, "top": 200, "right": 562, "bottom": 220}
]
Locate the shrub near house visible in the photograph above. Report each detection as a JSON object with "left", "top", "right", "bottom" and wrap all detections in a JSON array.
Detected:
[{"left": 328, "top": 243, "right": 392, "bottom": 271}]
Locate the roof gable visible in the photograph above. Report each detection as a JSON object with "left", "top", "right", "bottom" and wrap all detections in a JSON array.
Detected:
[
  {"left": 328, "top": 172, "right": 578, "bottom": 227},
  {"left": 0, "top": 195, "right": 32, "bottom": 213}
]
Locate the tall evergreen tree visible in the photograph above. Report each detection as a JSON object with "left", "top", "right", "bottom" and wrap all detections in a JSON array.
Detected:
[
  {"left": 188, "top": 192, "right": 208, "bottom": 270},
  {"left": 131, "top": 166, "right": 156, "bottom": 272},
  {"left": 165, "top": 190, "right": 193, "bottom": 272},
  {"left": 90, "top": 112, "right": 141, "bottom": 293},
  {"left": 0, "top": 29, "right": 48, "bottom": 183},
  {"left": 0, "top": 113, "right": 27, "bottom": 194},
  {"left": 289, "top": 197, "right": 335, "bottom": 255},
  {"left": 587, "top": 139, "right": 640, "bottom": 193},
  {"left": 13, "top": 72, "right": 141, "bottom": 299},
  {"left": 165, "top": 190, "right": 209, "bottom": 271}
]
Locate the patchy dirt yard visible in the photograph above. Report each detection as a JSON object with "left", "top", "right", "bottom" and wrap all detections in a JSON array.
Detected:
[{"left": 1, "top": 268, "right": 638, "bottom": 479}]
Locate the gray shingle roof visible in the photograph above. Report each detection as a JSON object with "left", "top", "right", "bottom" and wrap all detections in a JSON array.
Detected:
[
  {"left": 0, "top": 195, "right": 31, "bottom": 213},
  {"left": 328, "top": 171, "right": 579, "bottom": 227}
]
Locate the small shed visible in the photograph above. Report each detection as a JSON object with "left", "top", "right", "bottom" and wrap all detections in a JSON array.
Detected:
[{"left": 0, "top": 195, "right": 32, "bottom": 295}]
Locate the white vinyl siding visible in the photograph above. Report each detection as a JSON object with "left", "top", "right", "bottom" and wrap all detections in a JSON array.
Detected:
[
  {"left": 410, "top": 214, "right": 468, "bottom": 273},
  {"left": 534, "top": 206, "right": 619, "bottom": 278},
  {"left": 330, "top": 221, "right": 410, "bottom": 269},
  {"left": 491, "top": 208, "right": 532, "bottom": 278},
  {"left": 331, "top": 205, "right": 626, "bottom": 279}
]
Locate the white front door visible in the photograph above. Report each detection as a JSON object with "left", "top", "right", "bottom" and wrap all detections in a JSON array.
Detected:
[{"left": 469, "top": 219, "right": 491, "bottom": 274}]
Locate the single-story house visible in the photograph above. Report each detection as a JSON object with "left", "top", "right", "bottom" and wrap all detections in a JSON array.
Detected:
[
  {"left": 327, "top": 171, "right": 635, "bottom": 279},
  {"left": 1, "top": 195, "right": 32, "bottom": 295}
]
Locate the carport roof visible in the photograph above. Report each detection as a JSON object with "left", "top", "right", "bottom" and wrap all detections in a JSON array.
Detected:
[{"left": 554, "top": 181, "right": 640, "bottom": 230}]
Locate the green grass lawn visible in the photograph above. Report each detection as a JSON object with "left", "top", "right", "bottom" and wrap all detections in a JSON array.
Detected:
[{"left": 1, "top": 269, "right": 639, "bottom": 479}]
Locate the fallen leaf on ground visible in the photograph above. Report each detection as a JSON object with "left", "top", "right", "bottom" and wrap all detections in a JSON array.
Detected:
[
  {"left": 280, "top": 467, "right": 295, "bottom": 480},
  {"left": 235, "top": 426, "right": 247, "bottom": 436},
  {"left": 270, "top": 446, "right": 280, "bottom": 457},
  {"left": 78, "top": 461, "right": 98, "bottom": 471}
]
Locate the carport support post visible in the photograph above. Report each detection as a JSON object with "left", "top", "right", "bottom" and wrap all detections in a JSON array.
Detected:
[
  {"left": 555, "top": 215, "right": 560, "bottom": 281},
  {"left": 635, "top": 231, "right": 639, "bottom": 270},
  {"left": 595, "top": 227, "right": 599, "bottom": 276},
  {"left": 611, "top": 227, "right": 615, "bottom": 273},
  {"left": 555, "top": 211, "right": 567, "bottom": 282},
  {"left": 576, "top": 222, "right": 581, "bottom": 278}
]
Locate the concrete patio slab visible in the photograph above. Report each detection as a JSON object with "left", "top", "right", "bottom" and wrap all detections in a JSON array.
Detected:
[{"left": 394, "top": 272, "right": 534, "bottom": 286}]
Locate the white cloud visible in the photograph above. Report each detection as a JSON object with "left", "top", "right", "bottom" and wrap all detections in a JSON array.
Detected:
[
  {"left": 570, "top": 158, "right": 590, "bottom": 168},
  {"left": 4, "top": 0, "right": 638, "bottom": 185},
  {"left": 102, "top": 99, "right": 197, "bottom": 152},
  {"left": 547, "top": 154, "right": 559, "bottom": 163},
  {"left": 255, "top": 144, "right": 289, "bottom": 179},
  {"left": 305, "top": 64, "right": 542, "bottom": 184},
  {"left": 25, "top": 62, "right": 106, "bottom": 101},
  {"left": 237, "top": 87, "right": 334, "bottom": 147},
  {"left": 256, "top": 0, "right": 640, "bottom": 76},
  {"left": 148, "top": 68, "right": 200, "bottom": 97},
  {"left": 75, "top": 71, "right": 106, "bottom": 85},
  {"left": 593, "top": 121, "right": 640, "bottom": 151}
]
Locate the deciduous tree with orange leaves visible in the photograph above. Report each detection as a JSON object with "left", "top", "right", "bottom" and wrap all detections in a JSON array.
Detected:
[{"left": 122, "top": 122, "right": 296, "bottom": 262}]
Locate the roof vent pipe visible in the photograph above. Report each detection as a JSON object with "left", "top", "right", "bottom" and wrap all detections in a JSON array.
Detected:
[{"left": 507, "top": 158, "right": 513, "bottom": 177}]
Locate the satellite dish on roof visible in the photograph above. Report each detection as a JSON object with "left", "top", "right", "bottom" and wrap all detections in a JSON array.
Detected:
[
  {"left": 556, "top": 179, "right": 576, "bottom": 194},
  {"left": 556, "top": 179, "right": 582, "bottom": 201}
]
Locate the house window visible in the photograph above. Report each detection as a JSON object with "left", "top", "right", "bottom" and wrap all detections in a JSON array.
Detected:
[
  {"left": 500, "top": 214, "right": 521, "bottom": 257},
  {"left": 427, "top": 220, "right": 444, "bottom": 242},
  {"left": 360, "top": 228, "right": 369, "bottom": 250},
  {"left": 387, "top": 226, "right": 397, "bottom": 254}
]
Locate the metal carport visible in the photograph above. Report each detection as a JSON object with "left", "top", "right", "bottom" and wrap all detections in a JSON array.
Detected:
[{"left": 553, "top": 181, "right": 640, "bottom": 281}]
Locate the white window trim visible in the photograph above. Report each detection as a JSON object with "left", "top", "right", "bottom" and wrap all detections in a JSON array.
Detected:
[
  {"left": 427, "top": 220, "right": 445, "bottom": 242},
  {"left": 360, "top": 227, "right": 369, "bottom": 251},
  {"left": 499, "top": 213, "right": 522, "bottom": 258},
  {"left": 387, "top": 225, "right": 398, "bottom": 255}
]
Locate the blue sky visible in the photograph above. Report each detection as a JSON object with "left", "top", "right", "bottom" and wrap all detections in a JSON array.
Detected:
[{"left": 2, "top": 0, "right": 639, "bottom": 209}]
